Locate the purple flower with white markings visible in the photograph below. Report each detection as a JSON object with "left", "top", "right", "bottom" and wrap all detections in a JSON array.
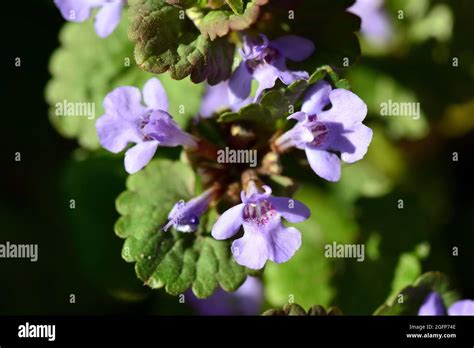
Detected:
[
  {"left": 418, "top": 292, "right": 474, "bottom": 316},
  {"left": 164, "top": 186, "right": 217, "bottom": 233},
  {"left": 347, "top": 0, "right": 393, "bottom": 45},
  {"left": 275, "top": 81, "right": 372, "bottom": 182},
  {"left": 96, "top": 78, "right": 196, "bottom": 174},
  {"left": 211, "top": 182, "right": 310, "bottom": 270},
  {"left": 229, "top": 34, "right": 315, "bottom": 106},
  {"left": 54, "top": 0, "right": 126, "bottom": 38}
]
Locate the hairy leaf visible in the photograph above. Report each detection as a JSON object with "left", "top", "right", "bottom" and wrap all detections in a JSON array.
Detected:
[
  {"left": 129, "top": 0, "right": 234, "bottom": 84},
  {"left": 196, "top": 0, "right": 268, "bottom": 40},
  {"left": 115, "top": 159, "right": 248, "bottom": 298},
  {"left": 46, "top": 15, "right": 203, "bottom": 149}
]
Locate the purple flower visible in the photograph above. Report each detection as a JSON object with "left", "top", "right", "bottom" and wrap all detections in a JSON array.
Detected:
[
  {"left": 347, "top": 0, "right": 393, "bottom": 45},
  {"left": 274, "top": 81, "right": 372, "bottom": 182},
  {"left": 211, "top": 182, "right": 310, "bottom": 270},
  {"left": 187, "top": 276, "right": 263, "bottom": 315},
  {"left": 96, "top": 78, "right": 196, "bottom": 174},
  {"left": 228, "top": 34, "right": 315, "bottom": 106},
  {"left": 163, "top": 186, "right": 217, "bottom": 233},
  {"left": 54, "top": 0, "right": 126, "bottom": 38},
  {"left": 419, "top": 292, "right": 474, "bottom": 316},
  {"left": 199, "top": 81, "right": 253, "bottom": 119}
]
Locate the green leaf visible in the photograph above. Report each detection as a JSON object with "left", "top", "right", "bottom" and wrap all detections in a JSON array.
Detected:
[
  {"left": 46, "top": 14, "right": 203, "bottom": 149},
  {"left": 264, "top": 185, "right": 358, "bottom": 310},
  {"left": 374, "top": 272, "right": 457, "bottom": 315},
  {"left": 195, "top": 0, "right": 268, "bottom": 40},
  {"left": 129, "top": 0, "right": 234, "bottom": 84},
  {"left": 115, "top": 159, "right": 248, "bottom": 298},
  {"left": 217, "top": 65, "right": 350, "bottom": 125},
  {"left": 225, "top": 0, "right": 244, "bottom": 14},
  {"left": 388, "top": 243, "right": 430, "bottom": 301},
  {"left": 262, "top": 303, "right": 343, "bottom": 316}
]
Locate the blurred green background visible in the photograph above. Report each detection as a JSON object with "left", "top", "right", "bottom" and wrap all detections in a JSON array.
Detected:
[{"left": 1, "top": 0, "right": 473, "bottom": 315}]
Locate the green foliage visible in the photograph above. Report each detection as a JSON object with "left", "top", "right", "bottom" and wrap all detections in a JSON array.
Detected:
[
  {"left": 46, "top": 15, "right": 203, "bottom": 149},
  {"left": 263, "top": 303, "right": 343, "bottom": 316},
  {"left": 218, "top": 66, "right": 350, "bottom": 125},
  {"left": 129, "top": 0, "right": 234, "bottom": 84},
  {"left": 114, "top": 159, "right": 248, "bottom": 298},
  {"left": 374, "top": 272, "right": 457, "bottom": 315},
  {"left": 195, "top": 0, "right": 268, "bottom": 40}
]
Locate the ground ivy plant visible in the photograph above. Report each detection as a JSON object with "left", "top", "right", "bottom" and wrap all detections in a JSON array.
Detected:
[{"left": 50, "top": 0, "right": 372, "bottom": 299}]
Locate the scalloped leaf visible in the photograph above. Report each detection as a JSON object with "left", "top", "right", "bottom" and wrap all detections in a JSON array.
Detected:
[
  {"left": 129, "top": 0, "right": 234, "bottom": 84},
  {"left": 218, "top": 66, "right": 349, "bottom": 124},
  {"left": 196, "top": 0, "right": 268, "bottom": 40},
  {"left": 45, "top": 15, "right": 203, "bottom": 149},
  {"left": 115, "top": 158, "right": 248, "bottom": 298},
  {"left": 262, "top": 303, "right": 343, "bottom": 316},
  {"left": 373, "top": 272, "right": 457, "bottom": 315}
]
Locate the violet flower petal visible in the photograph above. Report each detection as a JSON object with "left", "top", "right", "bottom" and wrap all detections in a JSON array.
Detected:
[
  {"left": 96, "top": 113, "right": 142, "bottom": 153},
  {"left": 271, "top": 35, "right": 315, "bottom": 62},
  {"left": 301, "top": 80, "right": 332, "bottom": 115},
  {"left": 143, "top": 110, "right": 196, "bottom": 148},
  {"left": 267, "top": 225, "right": 302, "bottom": 264},
  {"left": 253, "top": 64, "right": 280, "bottom": 100},
  {"left": 304, "top": 146, "right": 341, "bottom": 182},
  {"left": 418, "top": 292, "right": 447, "bottom": 316},
  {"left": 124, "top": 140, "right": 159, "bottom": 174},
  {"left": 228, "top": 62, "right": 252, "bottom": 106},
  {"left": 338, "top": 123, "right": 373, "bottom": 163},
  {"left": 102, "top": 86, "right": 145, "bottom": 121},
  {"left": 94, "top": 0, "right": 123, "bottom": 38},
  {"left": 211, "top": 203, "right": 245, "bottom": 240},
  {"left": 447, "top": 300, "right": 474, "bottom": 316},
  {"left": 318, "top": 89, "right": 368, "bottom": 129},
  {"left": 232, "top": 222, "right": 270, "bottom": 270},
  {"left": 142, "top": 78, "right": 169, "bottom": 112},
  {"left": 54, "top": 0, "right": 103, "bottom": 22},
  {"left": 187, "top": 276, "right": 263, "bottom": 315},
  {"left": 199, "top": 82, "right": 230, "bottom": 118},
  {"left": 268, "top": 196, "right": 311, "bottom": 223}
]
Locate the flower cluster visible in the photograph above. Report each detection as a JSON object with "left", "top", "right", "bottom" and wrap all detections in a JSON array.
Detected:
[{"left": 57, "top": 1, "right": 373, "bottom": 270}]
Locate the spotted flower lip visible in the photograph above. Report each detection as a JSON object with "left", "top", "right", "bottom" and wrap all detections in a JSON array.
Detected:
[
  {"left": 211, "top": 182, "right": 310, "bottom": 270},
  {"left": 418, "top": 292, "right": 474, "bottom": 316},
  {"left": 163, "top": 186, "right": 217, "bottom": 233},
  {"left": 274, "top": 80, "right": 372, "bottom": 182},
  {"left": 54, "top": 0, "right": 126, "bottom": 38},
  {"left": 96, "top": 78, "right": 197, "bottom": 174},
  {"left": 228, "top": 34, "right": 315, "bottom": 107}
]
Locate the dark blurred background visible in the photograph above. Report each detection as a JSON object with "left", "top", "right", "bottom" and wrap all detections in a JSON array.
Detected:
[{"left": 1, "top": 0, "right": 473, "bottom": 315}]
